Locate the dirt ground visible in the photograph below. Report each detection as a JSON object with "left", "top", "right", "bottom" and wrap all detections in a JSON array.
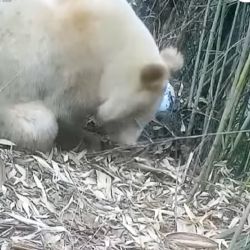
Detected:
[{"left": 0, "top": 142, "right": 249, "bottom": 250}]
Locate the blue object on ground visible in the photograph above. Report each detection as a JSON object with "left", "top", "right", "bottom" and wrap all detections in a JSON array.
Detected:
[{"left": 158, "top": 81, "right": 175, "bottom": 112}]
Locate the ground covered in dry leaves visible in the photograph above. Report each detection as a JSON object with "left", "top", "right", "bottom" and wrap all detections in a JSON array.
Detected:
[{"left": 0, "top": 142, "right": 250, "bottom": 250}]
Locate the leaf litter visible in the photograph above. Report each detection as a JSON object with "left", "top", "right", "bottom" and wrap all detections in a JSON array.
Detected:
[{"left": 0, "top": 146, "right": 249, "bottom": 250}]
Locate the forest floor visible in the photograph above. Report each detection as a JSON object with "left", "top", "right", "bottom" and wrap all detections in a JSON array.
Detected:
[{"left": 0, "top": 142, "right": 249, "bottom": 250}]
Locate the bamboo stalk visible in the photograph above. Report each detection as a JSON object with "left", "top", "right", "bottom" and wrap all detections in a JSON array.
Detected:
[
  {"left": 189, "top": 28, "right": 250, "bottom": 199},
  {"left": 193, "top": 2, "right": 227, "bottom": 168},
  {"left": 228, "top": 200, "right": 250, "bottom": 250},
  {"left": 187, "top": 0, "right": 211, "bottom": 108},
  {"left": 187, "top": 0, "right": 223, "bottom": 135},
  {"left": 243, "top": 147, "right": 250, "bottom": 172},
  {"left": 0, "top": 158, "right": 5, "bottom": 193},
  {"left": 230, "top": 109, "right": 250, "bottom": 155},
  {"left": 203, "top": 2, "right": 226, "bottom": 135},
  {"left": 225, "top": 16, "right": 250, "bottom": 147},
  {"left": 204, "top": 48, "right": 250, "bottom": 181},
  {"left": 203, "top": 0, "right": 241, "bottom": 142}
]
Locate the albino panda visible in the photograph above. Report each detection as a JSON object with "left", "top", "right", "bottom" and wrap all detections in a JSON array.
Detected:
[{"left": 0, "top": 0, "right": 183, "bottom": 152}]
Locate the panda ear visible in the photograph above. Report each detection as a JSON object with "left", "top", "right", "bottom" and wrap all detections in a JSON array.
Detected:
[
  {"left": 160, "top": 47, "right": 184, "bottom": 74},
  {"left": 141, "top": 64, "right": 166, "bottom": 91}
]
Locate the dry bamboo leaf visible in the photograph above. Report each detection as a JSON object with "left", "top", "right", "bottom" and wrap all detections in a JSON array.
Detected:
[
  {"left": 8, "top": 168, "right": 17, "bottom": 180},
  {"left": 0, "top": 106, "right": 248, "bottom": 250},
  {"left": 15, "top": 165, "right": 29, "bottom": 187},
  {"left": 92, "top": 190, "right": 106, "bottom": 200},
  {"left": 7, "top": 212, "right": 47, "bottom": 228},
  {"left": 124, "top": 214, "right": 133, "bottom": 225},
  {"left": 1, "top": 241, "right": 8, "bottom": 250},
  {"left": 40, "top": 226, "right": 67, "bottom": 233},
  {"left": 1, "top": 184, "right": 7, "bottom": 195},
  {"left": 63, "top": 154, "right": 69, "bottom": 162},
  {"left": 33, "top": 174, "right": 56, "bottom": 213},
  {"left": 154, "top": 208, "right": 164, "bottom": 223},
  {"left": 79, "top": 169, "right": 93, "bottom": 179},
  {"left": 122, "top": 214, "right": 138, "bottom": 236},
  {"left": 30, "top": 202, "right": 40, "bottom": 217},
  {"left": 0, "top": 158, "right": 5, "bottom": 191},
  {"left": 33, "top": 156, "right": 52, "bottom": 170},
  {"left": 84, "top": 177, "right": 96, "bottom": 185},
  {"left": 11, "top": 231, "right": 39, "bottom": 241},
  {"left": 176, "top": 218, "right": 196, "bottom": 234},
  {"left": 51, "top": 161, "right": 62, "bottom": 179},
  {"left": 181, "top": 152, "right": 194, "bottom": 183},
  {"left": 96, "top": 170, "right": 112, "bottom": 200},
  {"left": 33, "top": 174, "right": 44, "bottom": 191},
  {"left": 228, "top": 216, "right": 240, "bottom": 228},
  {"left": 51, "top": 161, "right": 71, "bottom": 183},
  {"left": 184, "top": 203, "right": 196, "bottom": 222},
  {"left": 123, "top": 223, "right": 138, "bottom": 237},
  {"left": 147, "top": 227, "right": 160, "bottom": 242},
  {"left": 181, "top": 121, "right": 186, "bottom": 133},
  {"left": 133, "top": 235, "right": 152, "bottom": 248},
  {"left": 10, "top": 242, "right": 26, "bottom": 250},
  {"left": 15, "top": 194, "right": 31, "bottom": 218},
  {"left": 59, "top": 196, "right": 74, "bottom": 218},
  {"left": 62, "top": 167, "right": 74, "bottom": 184},
  {"left": 15, "top": 165, "right": 26, "bottom": 179},
  {"left": 198, "top": 211, "right": 213, "bottom": 225},
  {"left": 216, "top": 239, "right": 228, "bottom": 249},
  {"left": 0, "top": 139, "right": 15, "bottom": 146},
  {"left": 165, "top": 232, "right": 218, "bottom": 249},
  {"left": 44, "top": 233, "right": 62, "bottom": 245},
  {"left": 206, "top": 197, "right": 222, "bottom": 209},
  {"left": 161, "top": 158, "right": 173, "bottom": 170}
]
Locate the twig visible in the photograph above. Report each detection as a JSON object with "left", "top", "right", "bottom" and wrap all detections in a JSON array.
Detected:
[
  {"left": 181, "top": 151, "right": 194, "bottom": 184},
  {"left": 11, "top": 243, "right": 40, "bottom": 250},
  {"left": 228, "top": 200, "right": 250, "bottom": 250},
  {"left": 86, "top": 129, "right": 250, "bottom": 158},
  {"left": 174, "top": 160, "right": 181, "bottom": 230},
  {"left": 187, "top": 0, "right": 223, "bottom": 135},
  {"left": 189, "top": 20, "right": 250, "bottom": 199},
  {"left": 129, "top": 162, "right": 169, "bottom": 175},
  {"left": 0, "top": 158, "right": 5, "bottom": 192},
  {"left": 187, "top": 0, "right": 211, "bottom": 108}
]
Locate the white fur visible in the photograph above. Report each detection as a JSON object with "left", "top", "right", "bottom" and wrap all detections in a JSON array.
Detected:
[
  {"left": 0, "top": 102, "right": 58, "bottom": 152},
  {"left": 160, "top": 47, "right": 184, "bottom": 73},
  {"left": 0, "top": 0, "right": 183, "bottom": 150}
]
